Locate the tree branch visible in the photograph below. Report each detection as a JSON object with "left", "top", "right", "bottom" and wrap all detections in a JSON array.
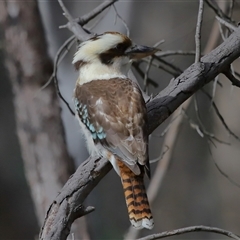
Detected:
[
  {"left": 195, "top": 0, "right": 204, "bottom": 63},
  {"left": 146, "top": 26, "right": 240, "bottom": 133},
  {"left": 40, "top": 25, "right": 240, "bottom": 239},
  {"left": 58, "top": 0, "right": 93, "bottom": 41},
  {"left": 204, "top": 0, "right": 232, "bottom": 22},
  {"left": 40, "top": 156, "right": 112, "bottom": 240},
  {"left": 223, "top": 67, "right": 240, "bottom": 87},
  {"left": 137, "top": 225, "right": 240, "bottom": 240},
  {"left": 77, "top": 0, "right": 118, "bottom": 25}
]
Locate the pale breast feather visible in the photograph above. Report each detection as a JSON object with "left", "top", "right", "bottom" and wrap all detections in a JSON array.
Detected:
[{"left": 74, "top": 78, "right": 149, "bottom": 175}]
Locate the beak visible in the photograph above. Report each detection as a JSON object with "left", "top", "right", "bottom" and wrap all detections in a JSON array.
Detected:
[{"left": 125, "top": 45, "right": 160, "bottom": 59}]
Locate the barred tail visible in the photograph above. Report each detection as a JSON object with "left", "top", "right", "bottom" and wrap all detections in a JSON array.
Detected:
[{"left": 118, "top": 161, "right": 154, "bottom": 229}]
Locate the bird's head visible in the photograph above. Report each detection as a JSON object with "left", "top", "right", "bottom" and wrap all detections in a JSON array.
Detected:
[{"left": 73, "top": 32, "right": 158, "bottom": 84}]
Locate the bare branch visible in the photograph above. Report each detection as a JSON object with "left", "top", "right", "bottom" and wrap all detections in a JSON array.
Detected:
[
  {"left": 113, "top": 4, "right": 130, "bottom": 37},
  {"left": 143, "top": 58, "right": 181, "bottom": 77},
  {"left": 223, "top": 67, "right": 240, "bottom": 88},
  {"left": 77, "top": 0, "right": 118, "bottom": 25},
  {"left": 144, "top": 56, "right": 182, "bottom": 78},
  {"left": 38, "top": 35, "right": 76, "bottom": 116},
  {"left": 216, "top": 16, "right": 237, "bottom": 31},
  {"left": 87, "top": 7, "right": 111, "bottom": 31},
  {"left": 132, "top": 62, "right": 158, "bottom": 88},
  {"left": 182, "top": 108, "right": 230, "bottom": 145},
  {"left": 204, "top": 0, "right": 232, "bottom": 21},
  {"left": 154, "top": 55, "right": 183, "bottom": 75},
  {"left": 143, "top": 57, "right": 153, "bottom": 94},
  {"left": 40, "top": 156, "right": 112, "bottom": 240},
  {"left": 58, "top": 0, "right": 93, "bottom": 41},
  {"left": 137, "top": 225, "right": 240, "bottom": 240},
  {"left": 147, "top": 26, "right": 240, "bottom": 132},
  {"left": 36, "top": 35, "right": 76, "bottom": 95},
  {"left": 201, "top": 89, "right": 240, "bottom": 141},
  {"left": 156, "top": 50, "right": 196, "bottom": 58},
  {"left": 228, "top": 0, "right": 235, "bottom": 19},
  {"left": 195, "top": 0, "right": 204, "bottom": 63},
  {"left": 213, "top": 157, "right": 240, "bottom": 189}
]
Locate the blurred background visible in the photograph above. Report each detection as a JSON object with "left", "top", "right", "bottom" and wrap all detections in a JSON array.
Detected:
[{"left": 1, "top": 1, "right": 240, "bottom": 239}]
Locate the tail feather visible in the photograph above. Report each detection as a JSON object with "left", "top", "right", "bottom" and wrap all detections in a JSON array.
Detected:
[{"left": 118, "top": 160, "right": 154, "bottom": 229}]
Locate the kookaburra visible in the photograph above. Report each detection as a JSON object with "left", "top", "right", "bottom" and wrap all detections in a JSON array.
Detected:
[{"left": 73, "top": 32, "right": 158, "bottom": 229}]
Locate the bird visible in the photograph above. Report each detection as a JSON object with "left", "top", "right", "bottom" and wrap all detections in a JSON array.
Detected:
[{"left": 72, "top": 31, "right": 158, "bottom": 229}]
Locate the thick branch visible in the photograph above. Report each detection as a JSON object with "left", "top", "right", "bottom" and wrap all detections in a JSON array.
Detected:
[{"left": 40, "top": 26, "right": 240, "bottom": 239}]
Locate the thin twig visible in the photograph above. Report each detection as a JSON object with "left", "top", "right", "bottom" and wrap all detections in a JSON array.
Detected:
[
  {"left": 182, "top": 108, "right": 230, "bottom": 145},
  {"left": 154, "top": 55, "right": 183, "bottom": 74},
  {"left": 151, "top": 56, "right": 183, "bottom": 77},
  {"left": 55, "top": 36, "right": 76, "bottom": 114},
  {"left": 195, "top": 0, "right": 204, "bottom": 63},
  {"left": 224, "top": 0, "right": 235, "bottom": 37},
  {"left": 194, "top": 95, "right": 205, "bottom": 132},
  {"left": 216, "top": 16, "right": 237, "bottom": 31},
  {"left": 46, "top": 35, "right": 76, "bottom": 88},
  {"left": 77, "top": 0, "right": 118, "bottom": 25},
  {"left": 35, "top": 35, "right": 76, "bottom": 117},
  {"left": 201, "top": 89, "right": 240, "bottom": 141},
  {"left": 142, "top": 39, "right": 164, "bottom": 92},
  {"left": 223, "top": 67, "right": 240, "bottom": 88},
  {"left": 143, "top": 57, "right": 153, "bottom": 94},
  {"left": 137, "top": 225, "right": 240, "bottom": 240},
  {"left": 52, "top": 35, "right": 76, "bottom": 116},
  {"left": 58, "top": 0, "right": 73, "bottom": 21},
  {"left": 87, "top": 7, "right": 111, "bottom": 31},
  {"left": 213, "top": 157, "right": 240, "bottom": 188},
  {"left": 149, "top": 146, "right": 169, "bottom": 164},
  {"left": 228, "top": 0, "right": 235, "bottom": 19},
  {"left": 156, "top": 50, "right": 196, "bottom": 58},
  {"left": 204, "top": 0, "right": 232, "bottom": 21},
  {"left": 211, "top": 76, "right": 219, "bottom": 107},
  {"left": 132, "top": 62, "right": 158, "bottom": 88},
  {"left": 155, "top": 111, "right": 182, "bottom": 138},
  {"left": 113, "top": 4, "right": 130, "bottom": 37}
]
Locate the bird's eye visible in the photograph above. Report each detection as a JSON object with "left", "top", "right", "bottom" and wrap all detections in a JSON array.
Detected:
[{"left": 115, "top": 43, "right": 124, "bottom": 51}]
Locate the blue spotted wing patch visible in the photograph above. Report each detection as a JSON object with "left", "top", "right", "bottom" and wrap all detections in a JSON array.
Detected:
[{"left": 74, "top": 98, "right": 107, "bottom": 141}]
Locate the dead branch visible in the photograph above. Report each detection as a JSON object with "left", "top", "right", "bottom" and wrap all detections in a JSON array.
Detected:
[
  {"left": 76, "top": 0, "right": 118, "bottom": 25},
  {"left": 201, "top": 89, "right": 240, "bottom": 141},
  {"left": 204, "top": 0, "right": 233, "bottom": 22},
  {"left": 146, "top": 27, "right": 240, "bottom": 132},
  {"left": 223, "top": 67, "right": 240, "bottom": 88},
  {"left": 40, "top": 156, "right": 111, "bottom": 240},
  {"left": 40, "top": 24, "right": 240, "bottom": 239},
  {"left": 195, "top": 0, "right": 204, "bottom": 63},
  {"left": 137, "top": 225, "right": 240, "bottom": 240}
]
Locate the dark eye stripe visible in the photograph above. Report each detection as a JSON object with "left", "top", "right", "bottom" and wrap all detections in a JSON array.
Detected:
[{"left": 99, "top": 40, "right": 132, "bottom": 65}]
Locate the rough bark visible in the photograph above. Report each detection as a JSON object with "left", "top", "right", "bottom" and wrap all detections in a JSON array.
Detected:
[
  {"left": 1, "top": 0, "right": 240, "bottom": 238},
  {"left": 39, "top": 21, "right": 240, "bottom": 239},
  {"left": 0, "top": 0, "right": 78, "bottom": 235}
]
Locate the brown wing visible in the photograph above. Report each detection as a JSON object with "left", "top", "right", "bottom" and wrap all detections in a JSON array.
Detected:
[{"left": 74, "top": 78, "right": 149, "bottom": 175}]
